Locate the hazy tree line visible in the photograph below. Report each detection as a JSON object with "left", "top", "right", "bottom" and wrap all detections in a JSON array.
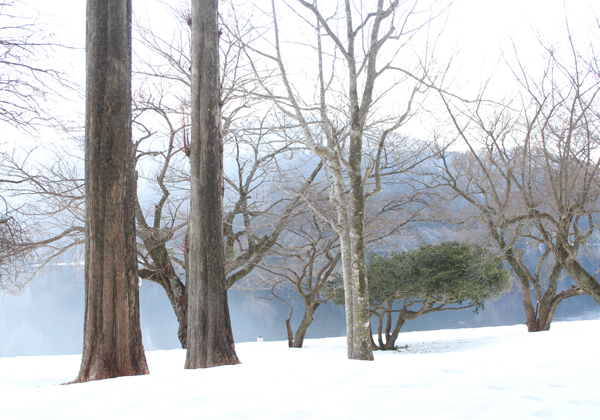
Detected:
[{"left": 1, "top": 0, "right": 599, "bottom": 380}]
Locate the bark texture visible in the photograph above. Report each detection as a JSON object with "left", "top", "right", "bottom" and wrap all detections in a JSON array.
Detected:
[
  {"left": 138, "top": 261, "right": 188, "bottom": 347},
  {"left": 76, "top": 0, "right": 149, "bottom": 382},
  {"left": 185, "top": 0, "right": 240, "bottom": 369},
  {"left": 292, "top": 302, "right": 320, "bottom": 348},
  {"left": 501, "top": 244, "right": 582, "bottom": 332},
  {"left": 551, "top": 240, "right": 600, "bottom": 306}
]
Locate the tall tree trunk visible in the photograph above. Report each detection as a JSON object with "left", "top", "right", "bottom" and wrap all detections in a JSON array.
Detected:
[
  {"left": 327, "top": 164, "right": 358, "bottom": 358},
  {"left": 185, "top": 0, "right": 240, "bottom": 369},
  {"left": 332, "top": 159, "right": 372, "bottom": 360},
  {"left": 345, "top": 118, "right": 373, "bottom": 361},
  {"left": 75, "top": 0, "right": 148, "bottom": 382},
  {"left": 340, "top": 0, "right": 374, "bottom": 360}
]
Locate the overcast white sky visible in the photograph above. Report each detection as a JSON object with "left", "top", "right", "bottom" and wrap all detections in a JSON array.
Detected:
[
  {"left": 12, "top": 0, "right": 600, "bottom": 144},
  {"left": 32, "top": 0, "right": 597, "bottom": 78}
]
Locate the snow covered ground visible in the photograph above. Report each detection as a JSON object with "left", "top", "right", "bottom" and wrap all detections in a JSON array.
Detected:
[{"left": 1, "top": 320, "right": 598, "bottom": 420}]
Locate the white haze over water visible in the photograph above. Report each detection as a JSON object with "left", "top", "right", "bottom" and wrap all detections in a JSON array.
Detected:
[{"left": 1, "top": 320, "right": 598, "bottom": 419}]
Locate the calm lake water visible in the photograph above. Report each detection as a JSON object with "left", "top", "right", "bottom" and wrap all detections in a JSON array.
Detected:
[{"left": 1, "top": 265, "right": 599, "bottom": 357}]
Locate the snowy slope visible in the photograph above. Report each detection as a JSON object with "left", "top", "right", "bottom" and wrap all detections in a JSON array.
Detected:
[{"left": 1, "top": 320, "right": 598, "bottom": 420}]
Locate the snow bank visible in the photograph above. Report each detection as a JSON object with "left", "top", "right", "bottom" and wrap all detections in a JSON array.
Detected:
[{"left": 1, "top": 320, "right": 598, "bottom": 419}]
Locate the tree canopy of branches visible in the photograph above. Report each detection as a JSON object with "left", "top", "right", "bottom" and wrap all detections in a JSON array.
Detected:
[
  {"left": 326, "top": 242, "right": 510, "bottom": 350},
  {"left": 260, "top": 212, "right": 341, "bottom": 348},
  {"left": 0, "top": 177, "right": 30, "bottom": 293},
  {"left": 0, "top": 0, "right": 74, "bottom": 292},
  {"left": 512, "top": 41, "right": 600, "bottom": 306},
  {"left": 432, "top": 25, "right": 600, "bottom": 326},
  {"left": 0, "top": 146, "right": 85, "bottom": 294},
  {"left": 236, "top": 0, "right": 445, "bottom": 360},
  {"left": 131, "top": 5, "right": 325, "bottom": 348},
  {"left": 435, "top": 148, "right": 584, "bottom": 331},
  {"left": 0, "top": 0, "right": 70, "bottom": 129}
]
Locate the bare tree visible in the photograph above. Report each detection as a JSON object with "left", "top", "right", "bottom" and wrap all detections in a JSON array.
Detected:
[
  {"left": 132, "top": 4, "right": 324, "bottom": 348},
  {"left": 260, "top": 144, "right": 434, "bottom": 348},
  {"left": 131, "top": 103, "right": 189, "bottom": 348},
  {"left": 434, "top": 147, "right": 583, "bottom": 332},
  {"left": 0, "top": 0, "right": 72, "bottom": 129},
  {"left": 0, "top": 162, "right": 30, "bottom": 293},
  {"left": 75, "top": 0, "right": 148, "bottom": 382},
  {"left": 511, "top": 36, "right": 600, "bottom": 305},
  {"left": 236, "top": 0, "right": 444, "bottom": 360},
  {"left": 131, "top": 87, "right": 325, "bottom": 348},
  {"left": 430, "top": 27, "right": 600, "bottom": 327},
  {"left": 261, "top": 212, "right": 341, "bottom": 348},
  {"left": 0, "top": 146, "right": 85, "bottom": 293},
  {"left": 0, "top": 0, "right": 75, "bottom": 290}
]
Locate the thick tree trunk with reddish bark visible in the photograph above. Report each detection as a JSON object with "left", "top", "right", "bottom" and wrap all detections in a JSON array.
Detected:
[
  {"left": 185, "top": 0, "right": 240, "bottom": 369},
  {"left": 75, "top": 0, "right": 149, "bottom": 382}
]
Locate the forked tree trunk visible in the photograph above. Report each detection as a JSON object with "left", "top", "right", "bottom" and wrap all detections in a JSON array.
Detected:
[
  {"left": 75, "top": 0, "right": 148, "bottom": 382},
  {"left": 521, "top": 282, "right": 558, "bottom": 332},
  {"left": 523, "top": 272, "right": 582, "bottom": 332},
  {"left": 519, "top": 273, "right": 542, "bottom": 332},
  {"left": 185, "top": 0, "right": 239, "bottom": 369},
  {"left": 504, "top": 246, "right": 582, "bottom": 332},
  {"left": 384, "top": 315, "right": 406, "bottom": 350},
  {"left": 374, "top": 309, "right": 406, "bottom": 350}
]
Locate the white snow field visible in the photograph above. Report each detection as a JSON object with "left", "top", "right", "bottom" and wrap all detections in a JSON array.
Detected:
[{"left": 1, "top": 320, "right": 598, "bottom": 420}]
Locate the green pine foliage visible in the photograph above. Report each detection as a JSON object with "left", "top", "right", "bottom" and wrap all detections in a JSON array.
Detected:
[
  {"left": 380, "top": 242, "right": 507, "bottom": 308},
  {"left": 323, "top": 242, "right": 510, "bottom": 349}
]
